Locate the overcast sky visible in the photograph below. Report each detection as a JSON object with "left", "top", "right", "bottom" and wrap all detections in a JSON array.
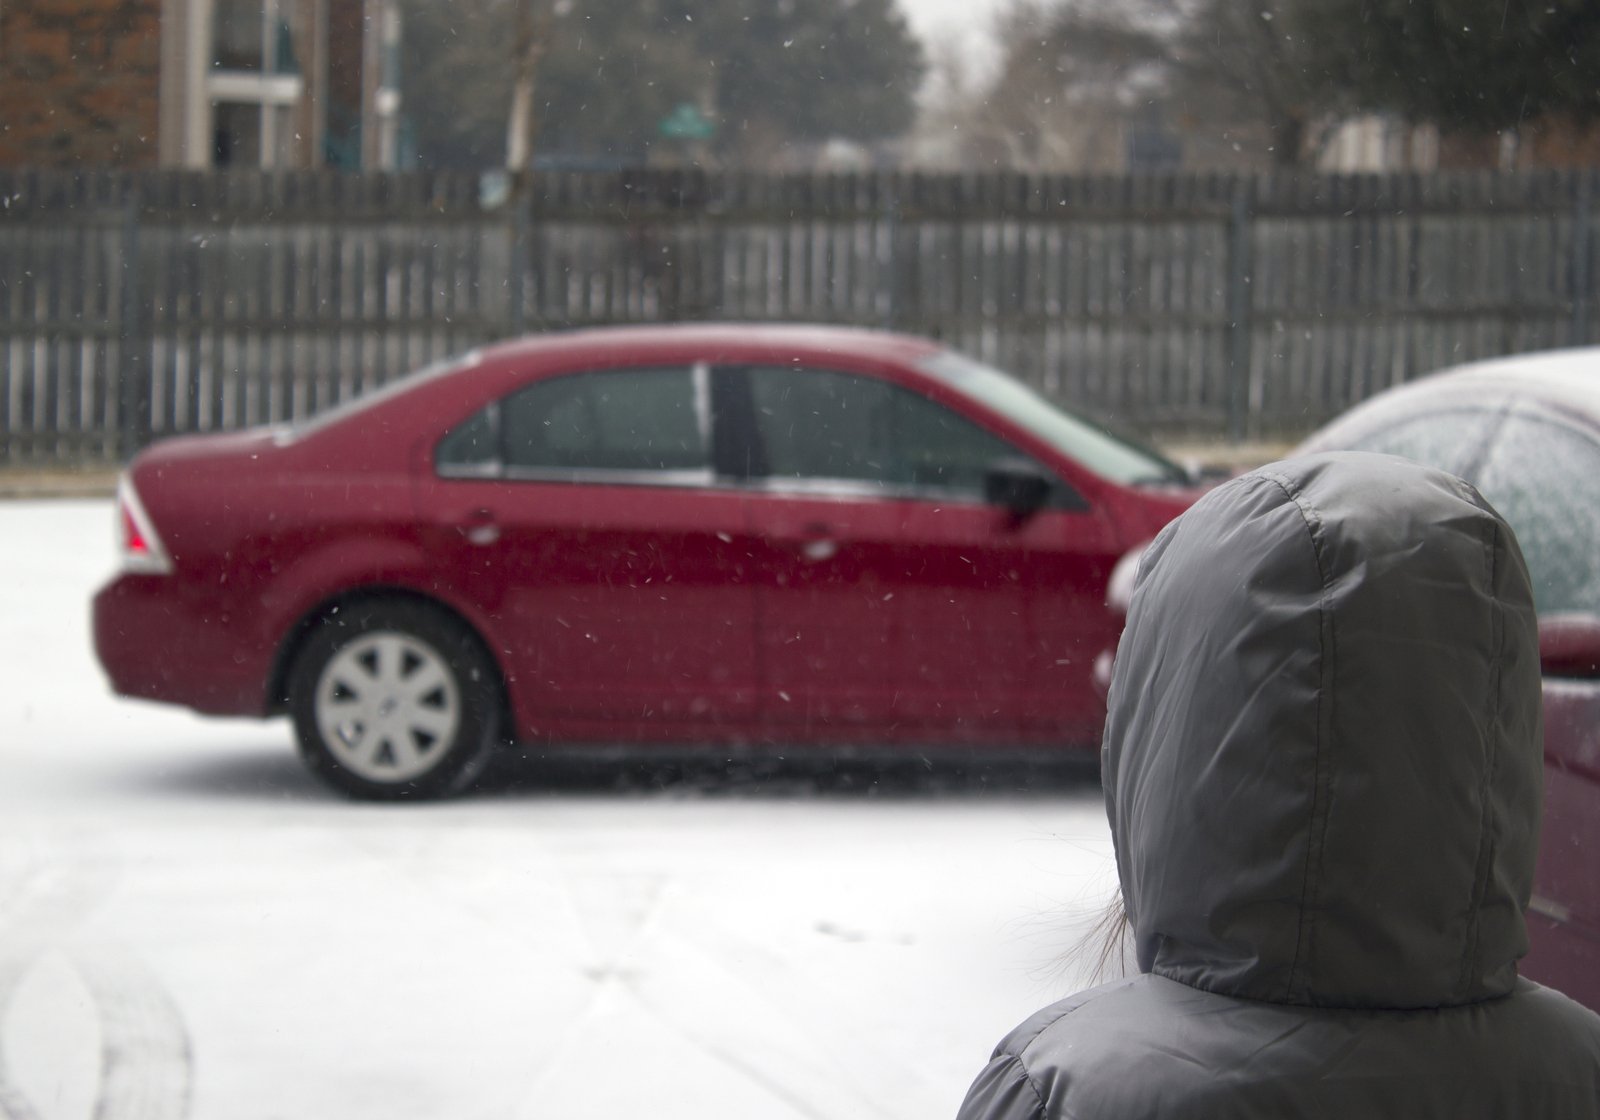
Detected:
[
  {"left": 899, "top": 0, "right": 1002, "bottom": 41},
  {"left": 898, "top": 0, "right": 1006, "bottom": 84}
]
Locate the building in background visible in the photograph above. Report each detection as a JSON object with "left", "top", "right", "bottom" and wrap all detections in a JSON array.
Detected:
[
  {"left": 0, "top": 0, "right": 402, "bottom": 170},
  {"left": 1317, "top": 117, "right": 1440, "bottom": 173}
]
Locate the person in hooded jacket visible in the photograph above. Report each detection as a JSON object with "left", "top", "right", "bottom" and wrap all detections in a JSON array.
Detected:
[{"left": 958, "top": 451, "right": 1600, "bottom": 1120}]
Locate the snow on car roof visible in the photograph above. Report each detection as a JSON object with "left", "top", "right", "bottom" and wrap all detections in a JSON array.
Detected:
[
  {"left": 1428, "top": 346, "right": 1600, "bottom": 407},
  {"left": 1309, "top": 346, "right": 1600, "bottom": 442},
  {"left": 478, "top": 321, "right": 946, "bottom": 367}
]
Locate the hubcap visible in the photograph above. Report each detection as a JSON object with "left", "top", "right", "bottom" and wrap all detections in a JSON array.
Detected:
[{"left": 314, "top": 631, "right": 462, "bottom": 783}]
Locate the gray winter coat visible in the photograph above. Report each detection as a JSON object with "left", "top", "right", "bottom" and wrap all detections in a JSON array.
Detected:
[{"left": 958, "top": 452, "right": 1600, "bottom": 1119}]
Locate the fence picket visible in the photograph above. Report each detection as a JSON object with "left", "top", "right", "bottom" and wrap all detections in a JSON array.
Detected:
[{"left": 2, "top": 167, "right": 1597, "bottom": 465}]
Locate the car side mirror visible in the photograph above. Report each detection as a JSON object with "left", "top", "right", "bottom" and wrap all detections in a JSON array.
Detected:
[
  {"left": 1539, "top": 613, "right": 1600, "bottom": 679},
  {"left": 1189, "top": 464, "right": 1236, "bottom": 487},
  {"left": 984, "top": 459, "right": 1054, "bottom": 524}
]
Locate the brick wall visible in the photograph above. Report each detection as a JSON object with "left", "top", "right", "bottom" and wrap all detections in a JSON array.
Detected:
[
  {"left": 1518, "top": 116, "right": 1600, "bottom": 169},
  {"left": 0, "top": 0, "right": 163, "bottom": 167},
  {"left": 1432, "top": 117, "right": 1600, "bottom": 172}
]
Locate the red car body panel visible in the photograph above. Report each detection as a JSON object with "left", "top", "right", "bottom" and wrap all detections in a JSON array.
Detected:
[
  {"left": 413, "top": 475, "right": 761, "bottom": 735},
  {"left": 740, "top": 492, "right": 1120, "bottom": 740},
  {"left": 94, "top": 325, "right": 1200, "bottom": 753},
  {"left": 1525, "top": 678, "right": 1600, "bottom": 1005}
]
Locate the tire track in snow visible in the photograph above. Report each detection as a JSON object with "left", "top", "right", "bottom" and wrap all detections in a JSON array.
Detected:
[
  {"left": 513, "top": 869, "right": 893, "bottom": 1120},
  {"left": 0, "top": 1066, "right": 40, "bottom": 1120},
  {"left": 617, "top": 917, "right": 912, "bottom": 1120},
  {"left": 75, "top": 949, "right": 192, "bottom": 1120},
  {"left": 0, "top": 852, "right": 112, "bottom": 1120},
  {"left": 602, "top": 925, "right": 904, "bottom": 1120},
  {"left": 333, "top": 829, "right": 899, "bottom": 1118},
  {"left": 509, "top": 871, "right": 674, "bottom": 1110},
  {"left": 0, "top": 840, "right": 191, "bottom": 1120}
]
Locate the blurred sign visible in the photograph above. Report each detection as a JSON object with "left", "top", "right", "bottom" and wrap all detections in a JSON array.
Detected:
[
  {"left": 659, "top": 103, "right": 716, "bottom": 141},
  {"left": 479, "top": 170, "right": 511, "bottom": 210}
]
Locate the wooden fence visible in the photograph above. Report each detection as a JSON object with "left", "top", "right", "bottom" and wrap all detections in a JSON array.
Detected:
[{"left": 2, "top": 167, "right": 1598, "bottom": 466}]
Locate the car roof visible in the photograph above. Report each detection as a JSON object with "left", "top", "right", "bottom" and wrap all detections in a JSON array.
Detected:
[
  {"left": 1306, "top": 346, "right": 1600, "bottom": 446},
  {"left": 474, "top": 322, "right": 945, "bottom": 369},
  {"left": 1415, "top": 346, "right": 1600, "bottom": 410},
  {"left": 288, "top": 323, "right": 949, "bottom": 450}
]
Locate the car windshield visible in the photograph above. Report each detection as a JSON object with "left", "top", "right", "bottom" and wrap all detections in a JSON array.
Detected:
[{"left": 919, "top": 351, "right": 1189, "bottom": 486}]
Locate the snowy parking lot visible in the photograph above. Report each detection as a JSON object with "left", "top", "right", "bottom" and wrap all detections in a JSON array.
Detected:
[{"left": 0, "top": 499, "right": 1117, "bottom": 1120}]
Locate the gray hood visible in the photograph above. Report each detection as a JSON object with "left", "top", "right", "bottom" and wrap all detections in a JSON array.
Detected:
[{"left": 1102, "top": 452, "right": 1543, "bottom": 1009}]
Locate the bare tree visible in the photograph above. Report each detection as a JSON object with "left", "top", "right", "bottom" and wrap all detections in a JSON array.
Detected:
[
  {"left": 506, "top": 0, "right": 557, "bottom": 172},
  {"left": 918, "top": 0, "right": 1175, "bottom": 170},
  {"left": 922, "top": 0, "right": 1341, "bottom": 171},
  {"left": 1167, "top": 0, "right": 1335, "bottom": 166}
]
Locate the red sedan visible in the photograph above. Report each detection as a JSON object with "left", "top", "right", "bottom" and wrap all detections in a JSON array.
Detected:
[{"left": 94, "top": 324, "right": 1198, "bottom": 799}]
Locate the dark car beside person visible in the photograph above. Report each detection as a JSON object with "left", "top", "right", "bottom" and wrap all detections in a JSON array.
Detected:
[{"left": 1298, "top": 347, "right": 1600, "bottom": 1013}]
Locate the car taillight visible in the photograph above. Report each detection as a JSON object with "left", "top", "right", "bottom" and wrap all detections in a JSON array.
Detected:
[
  {"left": 1106, "top": 543, "right": 1146, "bottom": 615},
  {"left": 1094, "top": 544, "right": 1150, "bottom": 699},
  {"left": 115, "top": 475, "right": 173, "bottom": 575}
]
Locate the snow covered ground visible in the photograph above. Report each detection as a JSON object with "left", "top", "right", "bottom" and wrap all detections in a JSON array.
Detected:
[{"left": 0, "top": 500, "right": 1119, "bottom": 1120}]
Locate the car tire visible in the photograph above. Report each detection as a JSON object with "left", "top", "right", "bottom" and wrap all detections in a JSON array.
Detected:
[{"left": 287, "top": 600, "right": 503, "bottom": 801}]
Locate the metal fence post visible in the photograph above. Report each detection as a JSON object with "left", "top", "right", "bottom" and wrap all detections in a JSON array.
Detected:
[
  {"left": 881, "top": 182, "right": 900, "bottom": 330},
  {"left": 506, "top": 178, "right": 529, "bottom": 338},
  {"left": 1223, "top": 180, "right": 1255, "bottom": 443},
  {"left": 117, "top": 197, "right": 151, "bottom": 459},
  {"left": 1573, "top": 172, "right": 1592, "bottom": 347}
]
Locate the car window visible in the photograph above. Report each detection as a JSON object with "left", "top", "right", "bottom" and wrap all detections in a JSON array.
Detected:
[
  {"left": 746, "top": 365, "right": 1046, "bottom": 499},
  {"left": 504, "top": 367, "right": 707, "bottom": 473},
  {"left": 437, "top": 366, "right": 711, "bottom": 478},
  {"left": 294, "top": 351, "right": 482, "bottom": 439},
  {"left": 1330, "top": 407, "right": 1500, "bottom": 477},
  {"left": 917, "top": 350, "right": 1187, "bottom": 486},
  {"left": 435, "top": 405, "right": 497, "bottom": 472},
  {"left": 1468, "top": 412, "right": 1600, "bottom": 617}
]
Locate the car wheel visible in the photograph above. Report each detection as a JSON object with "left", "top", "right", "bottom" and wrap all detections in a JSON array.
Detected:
[{"left": 288, "top": 601, "right": 502, "bottom": 800}]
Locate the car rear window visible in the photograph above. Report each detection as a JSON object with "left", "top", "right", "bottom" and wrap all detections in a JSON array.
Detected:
[
  {"left": 292, "top": 351, "right": 482, "bottom": 438},
  {"left": 505, "top": 367, "right": 706, "bottom": 472},
  {"left": 1470, "top": 411, "right": 1600, "bottom": 616}
]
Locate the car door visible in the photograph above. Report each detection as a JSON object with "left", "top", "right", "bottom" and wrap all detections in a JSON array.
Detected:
[
  {"left": 732, "top": 363, "right": 1122, "bottom": 744},
  {"left": 414, "top": 364, "right": 759, "bottom": 736}
]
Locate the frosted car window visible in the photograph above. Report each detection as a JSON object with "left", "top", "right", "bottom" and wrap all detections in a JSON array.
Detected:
[
  {"left": 918, "top": 350, "right": 1186, "bottom": 485},
  {"left": 748, "top": 366, "right": 1037, "bottom": 497},
  {"left": 749, "top": 367, "right": 893, "bottom": 483},
  {"left": 1470, "top": 413, "right": 1600, "bottom": 617},
  {"left": 887, "top": 384, "right": 1038, "bottom": 493},
  {"left": 502, "top": 367, "right": 706, "bottom": 473},
  {"left": 435, "top": 407, "right": 497, "bottom": 470},
  {"left": 1338, "top": 408, "right": 1498, "bottom": 476}
]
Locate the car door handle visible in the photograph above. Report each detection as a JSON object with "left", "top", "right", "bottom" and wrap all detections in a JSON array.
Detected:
[
  {"left": 797, "top": 523, "right": 837, "bottom": 562},
  {"left": 458, "top": 510, "right": 501, "bottom": 546}
]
